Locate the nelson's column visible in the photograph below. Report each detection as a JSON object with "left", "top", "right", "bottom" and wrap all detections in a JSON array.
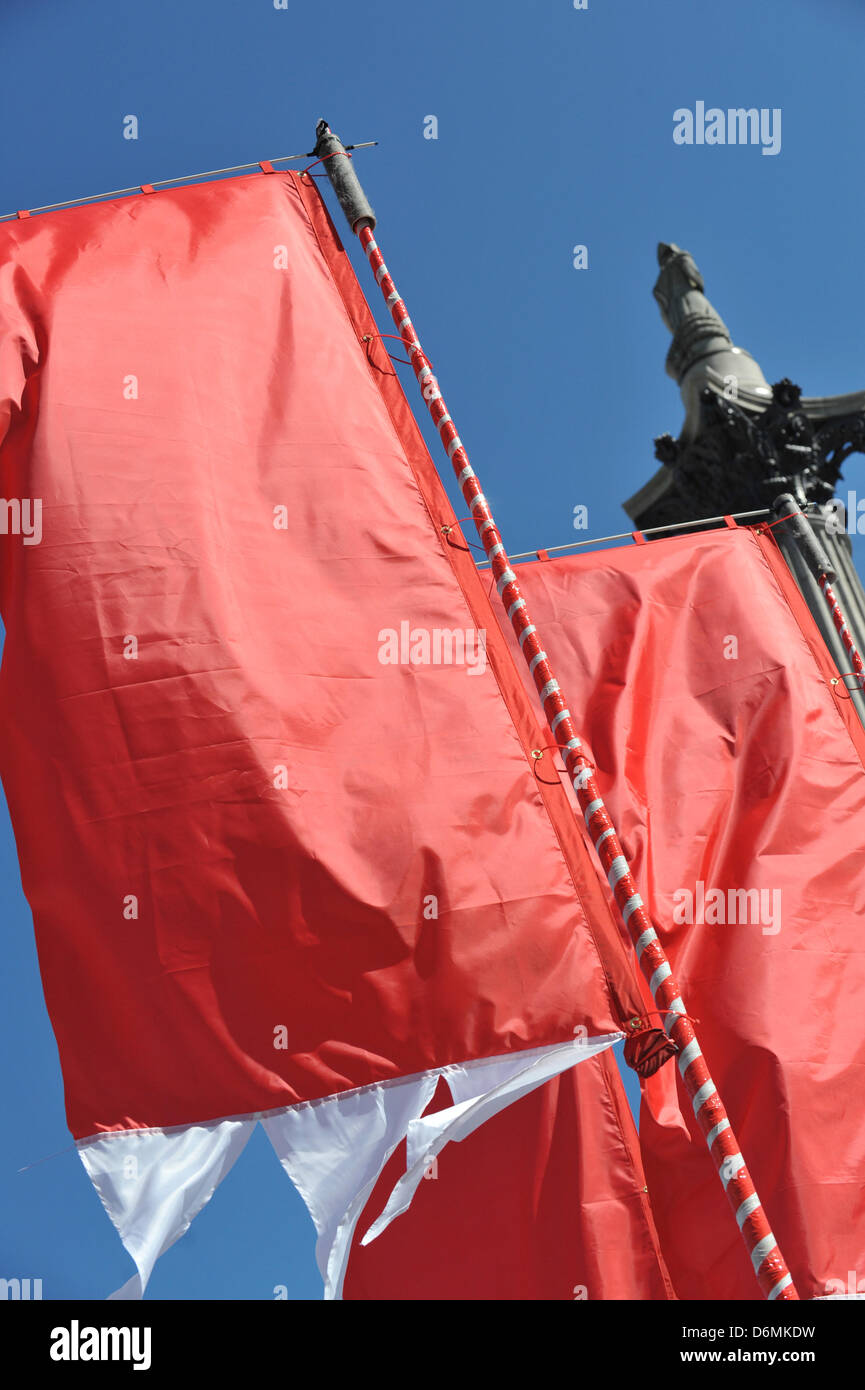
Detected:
[{"left": 625, "top": 241, "right": 865, "bottom": 724}]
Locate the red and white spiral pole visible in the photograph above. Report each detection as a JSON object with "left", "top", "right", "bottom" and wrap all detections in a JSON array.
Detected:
[
  {"left": 312, "top": 120, "right": 798, "bottom": 1300},
  {"left": 821, "top": 576, "right": 865, "bottom": 690},
  {"left": 770, "top": 495, "right": 865, "bottom": 697}
]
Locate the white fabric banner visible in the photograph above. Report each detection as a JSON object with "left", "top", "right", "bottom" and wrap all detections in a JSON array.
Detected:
[
  {"left": 262, "top": 1073, "right": 440, "bottom": 1301},
  {"left": 77, "top": 1118, "right": 256, "bottom": 1299},
  {"left": 361, "top": 1034, "right": 622, "bottom": 1248},
  {"left": 78, "top": 1033, "right": 622, "bottom": 1299},
  {"left": 264, "top": 1032, "right": 622, "bottom": 1298}
]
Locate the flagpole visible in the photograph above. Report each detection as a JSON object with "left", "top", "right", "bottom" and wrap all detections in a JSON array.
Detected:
[
  {"left": 771, "top": 495, "right": 865, "bottom": 716},
  {"left": 821, "top": 574, "right": 865, "bottom": 689},
  {"left": 312, "top": 118, "right": 799, "bottom": 1301}
]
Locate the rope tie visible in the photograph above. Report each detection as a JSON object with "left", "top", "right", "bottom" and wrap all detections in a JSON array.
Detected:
[
  {"left": 530, "top": 743, "right": 592, "bottom": 785},
  {"left": 361, "top": 332, "right": 414, "bottom": 366},
  {"left": 301, "top": 150, "right": 353, "bottom": 178}
]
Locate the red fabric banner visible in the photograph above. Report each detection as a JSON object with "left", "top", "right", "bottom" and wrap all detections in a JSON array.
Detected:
[
  {"left": 344, "top": 1048, "right": 674, "bottom": 1300},
  {"left": 0, "top": 171, "right": 648, "bottom": 1141},
  {"left": 509, "top": 528, "right": 865, "bottom": 1299}
]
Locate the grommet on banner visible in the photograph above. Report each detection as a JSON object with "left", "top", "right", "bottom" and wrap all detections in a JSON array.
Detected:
[
  {"left": 830, "top": 673, "right": 864, "bottom": 700},
  {"left": 140, "top": 184, "right": 155, "bottom": 195},
  {"left": 16, "top": 210, "right": 30, "bottom": 220},
  {"left": 439, "top": 518, "right": 485, "bottom": 556},
  {"left": 531, "top": 748, "right": 564, "bottom": 786},
  {"left": 259, "top": 161, "right": 275, "bottom": 174},
  {"left": 361, "top": 331, "right": 413, "bottom": 366},
  {"left": 529, "top": 744, "right": 590, "bottom": 786}
]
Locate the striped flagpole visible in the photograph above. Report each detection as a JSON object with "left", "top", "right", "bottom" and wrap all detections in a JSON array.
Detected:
[
  {"left": 312, "top": 121, "right": 798, "bottom": 1300},
  {"left": 820, "top": 575, "right": 865, "bottom": 690},
  {"left": 770, "top": 495, "right": 865, "bottom": 705}
]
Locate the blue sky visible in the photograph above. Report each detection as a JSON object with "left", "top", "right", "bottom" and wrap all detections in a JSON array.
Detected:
[{"left": 1, "top": 0, "right": 864, "bottom": 1299}]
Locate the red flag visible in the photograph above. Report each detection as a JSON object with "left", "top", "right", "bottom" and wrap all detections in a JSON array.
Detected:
[
  {"left": 507, "top": 527, "right": 865, "bottom": 1299},
  {"left": 344, "top": 1049, "right": 675, "bottom": 1300},
  {"left": 0, "top": 171, "right": 654, "bottom": 1296}
]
